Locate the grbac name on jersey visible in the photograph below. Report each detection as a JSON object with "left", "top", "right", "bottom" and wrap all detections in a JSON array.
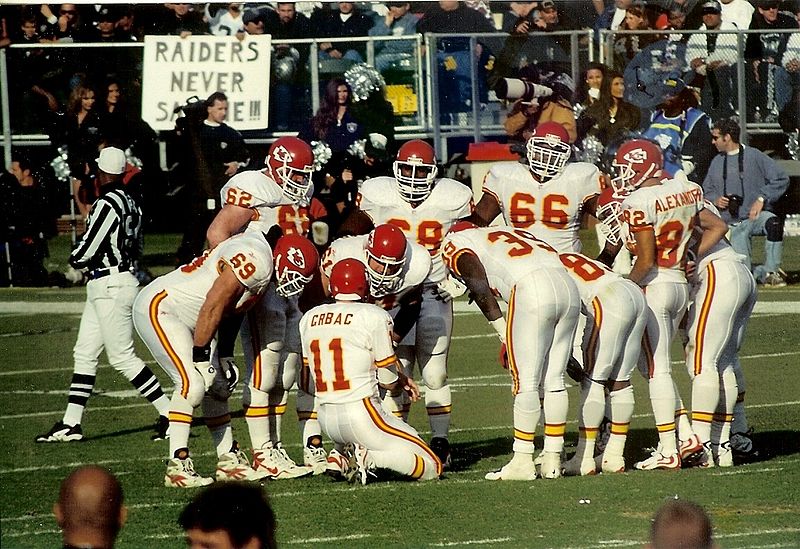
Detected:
[{"left": 310, "top": 312, "right": 353, "bottom": 327}]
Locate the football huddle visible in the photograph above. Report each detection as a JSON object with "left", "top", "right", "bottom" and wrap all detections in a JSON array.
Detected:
[{"left": 37, "top": 127, "right": 761, "bottom": 487}]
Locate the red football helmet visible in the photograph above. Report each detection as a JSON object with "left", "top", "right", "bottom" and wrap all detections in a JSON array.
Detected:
[
  {"left": 329, "top": 258, "right": 368, "bottom": 301},
  {"left": 526, "top": 122, "right": 571, "bottom": 183},
  {"left": 272, "top": 234, "right": 319, "bottom": 298},
  {"left": 265, "top": 137, "right": 314, "bottom": 204},
  {"left": 447, "top": 220, "right": 478, "bottom": 234},
  {"left": 595, "top": 187, "right": 624, "bottom": 246},
  {"left": 611, "top": 139, "right": 664, "bottom": 196},
  {"left": 365, "top": 224, "right": 407, "bottom": 297},
  {"left": 393, "top": 140, "right": 438, "bottom": 203}
]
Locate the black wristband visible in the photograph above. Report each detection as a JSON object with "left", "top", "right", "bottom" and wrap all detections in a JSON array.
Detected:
[{"left": 192, "top": 345, "right": 211, "bottom": 362}]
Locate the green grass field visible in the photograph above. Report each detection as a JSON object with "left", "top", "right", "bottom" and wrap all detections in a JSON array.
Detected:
[{"left": 1, "top": 234, "right": 799, "bottom": 548}]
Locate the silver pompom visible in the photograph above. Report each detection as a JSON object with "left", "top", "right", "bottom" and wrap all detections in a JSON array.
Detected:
[
  {"left": 310, "top": 140, "right": 332, "bottom": 171},
  {"left": 575, "top": 134, "right": 604, "bottom": 165},
  {"left": 50, "top": 145, "right": 71, "bottom": 182},
  {"left": 344, "top": 63, "right": 386, "bottom": 102},
  {"left": 125, "top": 147, "right": 143, "bottom": 169},
  {"left": 788, "top": 130, "right": 799, "bottom": 162},
  {"left": 348, "top": 139, "right": 367, "bottom": 159}
]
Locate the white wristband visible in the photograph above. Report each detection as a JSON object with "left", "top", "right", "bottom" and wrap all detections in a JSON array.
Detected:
[
  {"left": 377, "top": 366, "right": 400, "bottom": 386},
  {"left": 490, "top": 317, "right": 507, "bottom": 344}
]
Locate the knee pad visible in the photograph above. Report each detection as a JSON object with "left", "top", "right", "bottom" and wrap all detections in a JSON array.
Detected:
[
  {"left": 185, "top": 370, "right": 206, "bottom": 408},
  {"left": 420, "top": 354, "right": 448, "bottom": 390},
  {"left": 765, "top": 215, "right": 784, "bottom": 242}
]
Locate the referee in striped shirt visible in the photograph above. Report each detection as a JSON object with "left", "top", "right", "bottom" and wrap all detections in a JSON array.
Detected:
[{"left": 36, "top": 147, "right": 171, "bottom": 443}]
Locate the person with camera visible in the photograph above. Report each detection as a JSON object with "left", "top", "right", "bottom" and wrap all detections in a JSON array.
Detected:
[
  {"left": 500, "top": 65, "right": 577, "bottom": 144},
  {"left": 175, "top": 91, "right": 249, "bottom": 265},
  {"left": 702, "top": 117, "right": 790, "bottom": 287}
]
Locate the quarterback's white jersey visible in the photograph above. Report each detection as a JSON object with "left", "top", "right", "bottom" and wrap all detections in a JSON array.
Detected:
[
  {"left": 299, "top": 302, "right": 398, "bottom": 405},
  {"left": 321, "top": 235, "right": 432, "bottom": 309},
  {"left": 152, "top": 232, "right": 273, "bottom": 326},
  {"left": 357, "top": 176, "right": 474, "bottom": 283},
  {"left": 220, "top": 169, "right": 314, "bottom": 236},
  {"left": 481, "top": 161, "right": 602, "bottom": 252},
  {"left": 557, "top": 252, "right": 622, "bottom": 304},
  {"left": 441, "top": 226, "right": 563, "bottom": 302},
  {"left": 621, "top": 175, "right": 704, "bottom": 285}
]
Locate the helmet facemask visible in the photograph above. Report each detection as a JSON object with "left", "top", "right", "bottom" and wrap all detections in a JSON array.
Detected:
[
  {"left": 365, "top": 249, "right": 406, "bottom": 297},
  {"left": 526, "top": 137, "right": 570, "bottom": 183},
  {"left": 393, "top": 160, "right": 438, "bottom": 203},
  {"left": 275, "top": 265, "right": 312, "bottom": 298}
]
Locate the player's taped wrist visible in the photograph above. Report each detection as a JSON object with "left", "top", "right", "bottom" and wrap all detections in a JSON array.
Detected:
[
  {"left": 377, "top": 365, "right": 400, "bottom": 386},
  {"left": 192, "top": 345, "right": 211, "bottom": 363},
  {"left": 490, "top": 317, "right": 507, "bottom": 344}
]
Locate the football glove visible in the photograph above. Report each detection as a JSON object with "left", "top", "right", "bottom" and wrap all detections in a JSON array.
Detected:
[
  {"left": 566, "top": 357, "right": 585, "bottom": 383},
  {"left": 499, "top": 342, "right": 509, "bottom": 370},
  {"left": 193, "top": 361, "right": 217, "bottom": 392},
  {"left": 434, "top": 276, "right": 467, "bottom": 303},
  {"left": 208, "top": 357, "right": 240, "bottom": 401}
]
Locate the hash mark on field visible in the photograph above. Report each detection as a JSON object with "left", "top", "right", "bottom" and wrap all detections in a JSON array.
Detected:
[
  {"left": 287, "top": 534, "right": 372, "bottom": 543},
  {"left": 431, "top": 537, "right": 513, "bottom": 546}
]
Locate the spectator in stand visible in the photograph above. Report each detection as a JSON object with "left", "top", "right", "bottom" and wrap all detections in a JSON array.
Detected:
[
  {"left": 264, "top": 3, "right": 314, "bottom": 132},
  {"left": 745, "top": 0, "right": 798, "bottom": 122},
  {"left": 612, "top": 3, "right": 659, "bottom": 70},
  {"left": 530, "top": 0, "right": 578, "bottom": 60},
  {"left": 55, "top": 466, "right": 127, "bottom": 549},
  {"left": 368, "top": 2, "right": 419, "bottom": 72},
  {"left": 579, "top": 69, "right": 640, "bottom": 146},
  {"left": 702, "top": 117, "right": 790, "bottom": 286},
  {"left": 501, "top": 2, "right": 537, "bottom": 34},
  {"left": 206, "top": 3, "right": 244, "bottom": 36},
  {"left": 115, "top": 5, "right": 143, "bottom": 41},
  {"left": 316, "top": 2, "right": 374, "bottom": 64},
  {"left": 667, "top": 3, "right": 690, "bottom": 38},
  {"left": 152, "top": 3, "right": 208, "bottom": 37},
  {"left": 176, "top": 91, "right": 249, "bottom": 265},
  {"left": 44, "top": 3, "right": 83, "bottom": 42},
  {"left": 643, "top": 86, "right": 716, "bottom": 183},
  {"left": 79, "top": 7, "right": 124, "bottom": 42},
  {"left": 575, "top": 62, "right": 607, "bottom": 111},
  {"left": 55, "top": 82, "right": 105, "bottom": 218},
  {"left": 721, "top": 0, "right": 755, "bottom": 29},
  {"left": 2, "top": 154, "right": 54, "bottom": 287},
  {"left": 595, "top": 0, "right": 634, "bottom": 46},
  {"left": 686, "top": 1, "right": 739, "bottom": 121},
  {"left": 417, "top": 1, "right": 496, "bottom": 122}
]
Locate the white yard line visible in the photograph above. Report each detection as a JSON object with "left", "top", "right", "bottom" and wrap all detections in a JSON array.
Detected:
[{"left": 431, "top": 538, "right": 513, "bottom": 547}]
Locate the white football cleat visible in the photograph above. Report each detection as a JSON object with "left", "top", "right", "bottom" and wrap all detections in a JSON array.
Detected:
[
  {"left": 252, "top": 444, "right": 312, "bottom": 480},
  {"left": 679, "top": 434, "right": 704, "bottom": 465},
  {"left": 304, "top": 444, "right": 328, "bottom": 476},
  {"left": 539, "top": 451, "right": 563, "bottom": 479},
  {"left": 716, "top": 441, "right": 733, "bottom": 467},
  {"left": 325, "top": 448, "right": 349, "bottom": 479},
  {"left": 216, "top": 450, "right": 270, "bottom": 482},
  {"left": 599, "top": 454, "right": 626, "bottom": 474},
  {"left": 342, "top": 443, "right": 376, "bottom": 485},
  {"left": 563, "top": 454, "right": 597, "bottom": 476},
  {"left": 634, "top": 450, "right": 680, "bottom": 471},
  {"left": 165, "top": 457, "right": 214, "bottom": 488},
  {"left": 485, "top": 457, "right": 537, "bottom": 481}
]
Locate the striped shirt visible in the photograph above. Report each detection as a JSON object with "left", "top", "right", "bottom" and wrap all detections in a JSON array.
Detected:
[{"left": 69, "top": 183, "right": 142, "bottom": 272}]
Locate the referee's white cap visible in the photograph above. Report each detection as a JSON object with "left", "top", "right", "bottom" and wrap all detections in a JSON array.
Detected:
[{"left": 96, "top": 147, "right": 126, "bottom": 175}]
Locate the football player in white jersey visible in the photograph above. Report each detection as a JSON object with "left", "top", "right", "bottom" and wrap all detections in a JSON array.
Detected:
[
  {"left": 557, "top": 252, "right": 647, "bottom": 475},
  {"left": 612, "top": 139, "right": 728, "bottom": 471},
  {"left": 207, "top": 136, "right": 328, "bottom": 478},
  {"left": 441, "top": 223, "right": 580, "bottom": 480},
  {"left": 299, "top": 259, "right": 442, "bottom": 485},
  {"left": 133, "top": 232, "right": 317, "bottom": 487},
  {"left": 351, "top": 140, "right": 474, "bottom": 466},
  {"left": 684, "top": 202, "right": 757, "bottom": 467},
  {"left": 320, "top": 223, "right": 432, "bottom": 421},
  {"left": 469, "top": 122, "right": 604, "bottom": 254}
]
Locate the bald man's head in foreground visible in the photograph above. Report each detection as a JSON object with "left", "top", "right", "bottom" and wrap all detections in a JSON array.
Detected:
[
  {"left": 55, "top": 465, "right": 127, "bottom": 549},
  {"left": 646, "top": 499, "right": 718, "bottom": 549}
]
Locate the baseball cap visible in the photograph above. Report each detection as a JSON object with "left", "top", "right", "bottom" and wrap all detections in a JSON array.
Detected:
[
  {"left": 540, "top": 0, "right": 556, "bottom": 10},
  {"left": 96, "top": 147, "right": 126, "bottom": 174},
  {"left": 701, "top": 0, "right": 722, "bottom": 13},
  {"left": 759, "top": 0, "right": 781, "bottom": 8},
  {"left": 97, "top": 8, "right": 118, "bottom": 22}
]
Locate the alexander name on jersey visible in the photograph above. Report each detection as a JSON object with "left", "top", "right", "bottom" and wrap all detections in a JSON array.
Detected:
[{"left": 653, "top": 186, "right": 703, "bottom": 214}]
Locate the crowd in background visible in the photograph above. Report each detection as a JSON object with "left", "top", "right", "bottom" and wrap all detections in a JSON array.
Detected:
[{"left": 1, "top": 1, "right": 799, "bottom": 286}]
